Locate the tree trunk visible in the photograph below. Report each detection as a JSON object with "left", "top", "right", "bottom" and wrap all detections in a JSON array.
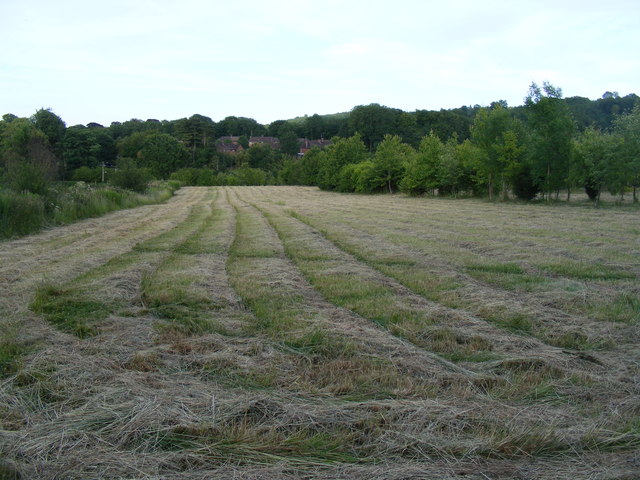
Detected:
[{"left": 488, "top": 174, "right": 493, "bottom": 201}]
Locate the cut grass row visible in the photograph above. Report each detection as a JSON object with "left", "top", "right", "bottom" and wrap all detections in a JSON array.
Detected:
[
  {"left": 236, "top": 194, "right": 608, "bottom": 409},
  {"left": 280, "top": 209, "right": 635, "bottom": 350},
  {"left": 279, "top": 192, "right": 639, "bottom": 327},
  {"left": 30, "top": 190, "right": 224, "bottom": 338},
  {"left": 224, "top": 190, "right": 439, "bottom": 400}
]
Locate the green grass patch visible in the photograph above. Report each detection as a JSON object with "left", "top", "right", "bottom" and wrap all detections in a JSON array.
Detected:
[
  {"left": 581, "top": 417, "right": 640, "bottom": 452},
  {"left": 539, "top": 261, "right": 635, "bottom": 281},
  {"left": 283, "top": 329, "right": 357, "bottom": 360},
  {"left": 542, "top": 331, "right": 605, "bottom": 350},
  {"left": 202, "top": 358, "right": 278, "bottom": 390},
  {"left": 466, "top": 262, "right": 525, "bottom": 275},
  {"left": 480, "top": 310, "right": 534, "bottom": 334},
  {"left": 587, "top": 292, "right": 640, "bottom": 324},
  {"left": 30, "top": 284, "right": 111, "bottom": 338},
  {"left": 162, "top": 423, "right": 362, "bottom": 465},
  {"left": 134, "top": 202, "right": 212, "bottom": 252},
  {"left": 465, "top": 262, "right": 549, "bottom": 291}
]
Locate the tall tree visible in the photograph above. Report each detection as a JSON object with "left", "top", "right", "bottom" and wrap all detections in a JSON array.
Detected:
[
  {"left": 471, "top": 105, "right": 514, "bottom": 200},
  {"left": 613, "top": 104, "right": 640, "bottom": 201},
  {"left": 31, "top": 108, "right": 66, "bottom": 159},
  {"left": 1, "top": 118, "right": 58, "bottom": 193},
  {"left": 400, "top": 131, "right": 443, "bottom": 195},
  {"left": 278, "top": 130, "right": 301, "bottom": 156},
  {"left": 317, "top": 134, "right": 368, "bottom": 190},
  {"left": 365, "top": 134, "right": 414, "bottom": 193},
  {"left": 349, "top": 104, "right": 402, "bottom": 151},
  {"left": 133, "top": 132, "right": 189, "bottom": 178},
  {"left": 525, "top": 82, "right": 575, "bottom": 200}
]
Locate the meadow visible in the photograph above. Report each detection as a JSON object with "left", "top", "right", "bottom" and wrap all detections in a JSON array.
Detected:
[{"left": 1, "top": 186, "right": 639, "bottom": 479}]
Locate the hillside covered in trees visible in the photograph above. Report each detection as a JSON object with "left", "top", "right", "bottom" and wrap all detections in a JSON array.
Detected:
[{"left": 1, "top": 83, "right": 639, "bottom": 205}]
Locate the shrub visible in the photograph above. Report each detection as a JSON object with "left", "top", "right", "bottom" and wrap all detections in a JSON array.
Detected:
[
  {"left": 110, "top": 166, "right": 152, "bottom": 193},
  {"left": 0, "top": 190, "right": 46, "bottom": 238},
  {"left": 72, "top": 166, "right": 102, "bottom": 183}
]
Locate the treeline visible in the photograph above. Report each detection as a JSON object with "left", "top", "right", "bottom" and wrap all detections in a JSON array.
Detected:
[
  {"left": 1, "top": 82, "right": 638, "bottom": 203},
  {"left": 281, "top": 84, "right": 640, "bottom": 203}
]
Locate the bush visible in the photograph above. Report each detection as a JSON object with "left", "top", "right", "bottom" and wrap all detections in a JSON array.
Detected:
[
  {"left": 0, "top": 190, "right": 46, "bottom": 238},
  {"left": 228, "top": 166, "right": 268, "bottom": 185},
  {"left": 8, "top": 162, "right": 51, "bottom": 195},
  {"left": 0, "top": 182, "right": 179, "bottom": 240},
  {"left": 110, "top": 166, "right": 152, "bottom": 193},
  {"left": 72, "top": 166, "right": 102, "bottom": 183}
]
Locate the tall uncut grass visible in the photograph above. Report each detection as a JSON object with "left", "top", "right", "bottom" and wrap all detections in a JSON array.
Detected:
[{"left": 0, "top": 181, "right": 180, "bottom": 240}]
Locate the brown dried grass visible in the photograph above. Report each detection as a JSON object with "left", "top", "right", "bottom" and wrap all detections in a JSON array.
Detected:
[{"left": 1, "top": 186, "right": 638, "bottom": 479}]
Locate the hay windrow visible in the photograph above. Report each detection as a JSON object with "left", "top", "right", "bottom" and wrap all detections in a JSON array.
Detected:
[{"left": 1, "top": 186, "right": 639, "bottom": 479}]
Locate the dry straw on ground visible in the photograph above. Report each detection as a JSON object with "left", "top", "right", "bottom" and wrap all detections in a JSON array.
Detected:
[{"left": 1, "top": 186, "right": 639, "bottom": 479}]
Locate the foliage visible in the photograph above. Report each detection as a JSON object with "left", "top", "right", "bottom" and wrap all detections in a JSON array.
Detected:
[
  {"left": 228, "top": 166, "right": 270, "bottom": 185},
  {"left": 525, "top": 82, "right": 575, "bottom": 199},
  {"left": 349, "top": 103, "right": 403, "bottom": 151},
  {"left": 0, "top": 189, "right": 46, "bottom": 237},
  {"left": 137, "top": 132, "right": 190, "bottom": 178},
  {"left": 317, "top": 135, "right": 368, "bottom": 190},
  {"left": 400, "top": 131, "right": 443, "bottom": 195},
  {"left": 363, "top": 134, "right": 414, "bottom": 193},
  {"left": 110, "top": 159, "right": 152, "bottom": 192},
  {"left": 613, "top": 104, "right": 640, "bottom": 201},
  {"left": 170, "top": 168, "right": 219, "bottom": 186},
  {"left": 0, "top": 181, "right": 178, "bottom": 239},
  {"left": 1, "top": 119, "right": 58, "bottom": 194},
  {"left": 72, "top": 166, "right": 102, "bottom": 183},
  {"left": 278, "top": 130, "right": 301, "bottom": 156}
]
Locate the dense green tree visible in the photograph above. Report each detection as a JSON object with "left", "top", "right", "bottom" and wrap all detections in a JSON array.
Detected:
[
  {"left": 266, "top": 120, "right": 288, "bottom": 137},
  {"left": 525, "top": 82, "right": 575, "bottom": 200},
  {"left": 363, "top": 134, "right": 414, "bottom": 193},
  {"left": 298, "top": 147, "right": 323, "bottom": 185},
  {"left": 572, "top": 127, "right": 619, "bottom": 204},
  {"left": 1, "top": 118, "right": 58, "bottom": 194},
  {"left": 136, "top": 132, "right": 190, "bottom": 178},
  {"left": 414, "top": 109, "right": 474, "bottom": 141},
  {"left": 278, "top": 130, "right": 301, "bottom": 156},
  {"left": 31, "top": 108, "right": 66, "bottom": 158},
  {"left": 470, "top": 104, "right": 521, "bottom": 199},
  {"left": 400, "top": 131, "right": 443, "bottom": 195},
  {"left": 245, "top": 143, "right": 279, "bottom": 171},
  {"left": 216, "top": 116, "right": 265, "bottom": 137},
  {"left": 437, "top": 136, "right": 465, "bottom": 196},
  {"left": 349, "top": 104, "right": 402, "bottom": 151},
  {"left": 613, "top": 104, "right": 640, "bottom": 201},
  {"left": 317, "top": 134, "right": 368, "bottom": 190},
  {"left": 175, "top": 114, "right": 216, "bottom": 163},
  {"left": 305, "top": 114, "right": 326, "bottom": 139},
  {"left": 116, "top": 131, "right": 149, "bottom": 159},
  {"left": 63, "top": 127, "right": 117, "bottom": 175},
  {"left": 63, "top": 127, "right": 99, "bottom": 172}
]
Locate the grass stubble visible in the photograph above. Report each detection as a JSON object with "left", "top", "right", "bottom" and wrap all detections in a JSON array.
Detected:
[{"left": 0, "top": 186, "right": 639, "bottom": 479}]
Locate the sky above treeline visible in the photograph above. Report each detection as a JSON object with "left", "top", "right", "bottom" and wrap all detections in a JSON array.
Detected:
[{"left": 1, "top": 0, "right": 639, "bottom": 127}]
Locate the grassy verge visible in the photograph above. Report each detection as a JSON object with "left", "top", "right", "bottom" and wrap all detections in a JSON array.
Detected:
[{"left": 0, "top": 181, "right": 180, "bottom": 240}]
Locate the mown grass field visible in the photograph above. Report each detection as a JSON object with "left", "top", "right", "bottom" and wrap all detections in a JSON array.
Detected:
[{"left": 1, "top": 186, "right": 639, "bottom": 479}]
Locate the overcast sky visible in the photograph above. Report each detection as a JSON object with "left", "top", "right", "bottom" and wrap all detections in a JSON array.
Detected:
[{"left": 1, "top": 0, "right": 639, "bottom": 126}]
